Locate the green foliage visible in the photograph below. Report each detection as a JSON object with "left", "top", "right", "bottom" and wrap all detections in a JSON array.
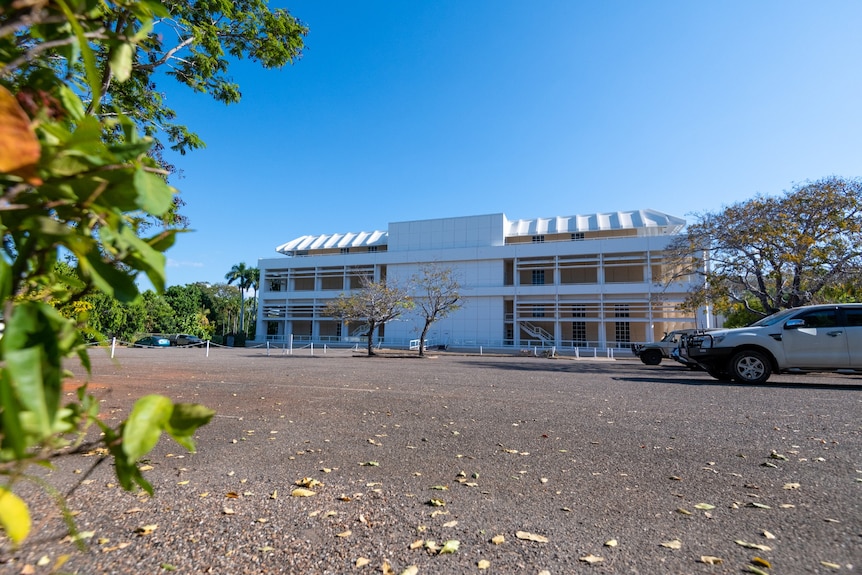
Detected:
[
  {"left": 225, "top": 262, "right": 259, "bottom": 336},
  {"left": 2, "top": 0, "right": 317, "bottom": 545},
  {"left": 665, "top": 176, "right": 862, "bottom": 317}
]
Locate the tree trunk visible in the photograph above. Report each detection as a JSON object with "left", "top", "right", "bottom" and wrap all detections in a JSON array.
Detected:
[
  {"left": 365, "top": 321, "right": 376, "bottom": 356},
  {"left": 418, "top": 319, "right": 432, "bottom": 357}
]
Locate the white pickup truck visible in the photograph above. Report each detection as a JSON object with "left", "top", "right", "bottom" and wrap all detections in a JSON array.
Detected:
[{"left": 684, "top": 304, "right": 862, "bottom": 384}]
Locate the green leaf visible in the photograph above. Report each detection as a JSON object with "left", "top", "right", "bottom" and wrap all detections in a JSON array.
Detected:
[
  {"left": 439, "top": 540, "right": 460, "bottom": 554},
  {"left": 133, "top": 168, "right": 174, "bottom": 215},
  {"left": 166, "top": 403, "right": 215, "bottom": 452},
  {"left": 0, "top": 488, "right": 31, "bottom": 544},
  {"left": 123, "top": 395, "right": 173, "bottom": 461},
  {"left": 54, "top": 0, "right": 101, "bottom": 109},
  {"left": 110, "top": 42, "right": 134, "bottom": 82}
]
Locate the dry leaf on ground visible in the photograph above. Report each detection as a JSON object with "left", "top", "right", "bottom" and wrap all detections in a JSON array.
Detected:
[{"left": 516, "top": 531, "right": 548, "bottom": 543}]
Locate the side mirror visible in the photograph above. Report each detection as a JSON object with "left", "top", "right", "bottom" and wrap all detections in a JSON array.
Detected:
[{"left": 784, "top": 318, "right": 805, "bottom": 329}]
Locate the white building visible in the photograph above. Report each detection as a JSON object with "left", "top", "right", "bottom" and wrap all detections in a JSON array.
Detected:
[{"left": 254, "top": 210, "right": 711, "bottom": 351}]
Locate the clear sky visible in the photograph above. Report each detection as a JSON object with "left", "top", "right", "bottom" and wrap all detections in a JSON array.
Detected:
[{"left": 159, "top": 0, "right": 862, "bottom": 288}]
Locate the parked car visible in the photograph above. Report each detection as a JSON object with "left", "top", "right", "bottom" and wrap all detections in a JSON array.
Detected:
[
  {"left": 684, "top": 304, "right": 862, "bottom": 384},
  {"left": 134, "top": 336, "right": 171, "bottom": 347},
  {"left": 631, "top": 329, "right": 699, "bottom": 366},
  {"left": 169, "top": 334, "right": 204, "bottom": 346}
]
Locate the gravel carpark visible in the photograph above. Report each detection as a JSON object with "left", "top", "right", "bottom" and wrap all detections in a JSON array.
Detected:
[{"left": 4, "top": 346, "right": 860, "bottom": 574}]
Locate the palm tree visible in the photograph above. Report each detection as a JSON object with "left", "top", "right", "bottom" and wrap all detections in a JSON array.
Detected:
[{"left": 225, "top": 262, "right": 255, "bottom": 336}]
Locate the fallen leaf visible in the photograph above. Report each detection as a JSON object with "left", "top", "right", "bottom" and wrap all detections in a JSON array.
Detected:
[
  {"left": 783, "top": 482, "right": 801, "bottom": 490},
  {"left": 694, "top": 503, "right": 715, "bottom": 510},
  {"left": 699, "top": 556, "right": 722, "bottom": 565},
  {"left": 427, "top": 499, "right": 445, "bottom": 507},
  {"left": 222, "top": 507, "right": 235, "bottom": 515},
  {"left": 177, "top": 481, "right": 189, "bottom": 485},
  {"left": 770, "top": 451, "right": 788, "bottom": 460},
  {"left": 660, "top": 539, "right": 682, "bottom": 549},
  {"left": 439, "top": 540, "right": 460, "bottom": 554},
  {"left": 604, "top": 539, "right": 618, "bottom": 547},
  {"left": 125, "top": 507, "right": 144, "bottom": 514},
  {"left": 134, "top": 524, "right": 158, "bottom": 536},
  {"left": 491, "top": 535, "right": 505, "bottom": 545},
  {"left": 409, "top": 540, "right": 424, "bottom": 550},
  {"left": 747, "top": 502, "right": 771, "bottom": 509},
  {"left": 820, "top": 561, "right": 841, "bottom": 569},
  {"left": 400, "top": 566, "right": 418, "bottom": 575},
  {"left": 336, "top": 530, "right": 351, "bottom": 538},
  {"left": 360, "top": 461, "right": 379, "bottom": 467},
  {"left": 516, "top": 531, "right": 548, "bottom": 543},
  {"left": 355, "top": 557, "right": 370, "bottom": 567},
  {"left": 381, "top": 560, "right": 395, "bottom": 575},
  {"left": 579, "top": 554, "right": 604, "bottom": 564},
  {"left": 762, "top": 530, "right": 776, "bottom": 539},
  {"left": 745, "top": 567, "right": 769, "bottom": 575},
  {"left": 676, "top": 508, "right": 692, "bottom": 515},
  {"left": 443, "top": 520, "right": 458, "bottom": 528},
  {"left": 430, "top": 485, "right": 448, "bottom": 491},
  {"left": 752, "top": 557, "right": 772, "bottom": 568},
  {"left": 225, "top": 492, "right": 240, "bottom": 499},
  {"left": 296, "top": 478, "right": 323, "bottom": 488},
  {"left": 139, "top": 465, "right": 154, "bottom": 471},
  {"left": 291, "top": 488, "right": 316, "bottom": 497},
  {"left": 735, "top": 540, "right": 772, "bottom": 551}
]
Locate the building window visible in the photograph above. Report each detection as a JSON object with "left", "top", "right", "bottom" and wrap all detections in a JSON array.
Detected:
[
  {"left": 571, "top": 232, "right": 585, "bottom": 241},
  {"left": 368, "top": 246, "right": 378, "bottom": 253},
  {"left": 532, "top": 305, "right": 545, "bottom": 318},
  {"left": 615, "top": 322, "right": 631, "bottom": 344},
  {"left": 531, "top": 235, "right": 545, "bottom": 243},
  {"left": 572, "top": 322, "right": 586, "bottom": 346},
  {"left": 340, "top": 248, "right": 350, "bottom": 254},
  {"left": 532, "top": 269, "right": 545, "bottom": 285},
  {"left": 614, "top": 304, "right": 630, "bottom": 344}
]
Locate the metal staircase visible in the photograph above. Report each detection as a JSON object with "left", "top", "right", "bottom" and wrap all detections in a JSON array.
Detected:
[{"left": 521, "top": 321, "right": 553, "bottom": 345}]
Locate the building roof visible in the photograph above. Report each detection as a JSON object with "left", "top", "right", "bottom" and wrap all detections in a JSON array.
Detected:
[
  {"left": 504, "top": 209, "right": 686, "bottom": 236},
  {"left": 274, "top": 209, "right": 685, "bottom": 256},
  {"left": 275, "top": 230, "right": 387, "bottom": 255}
]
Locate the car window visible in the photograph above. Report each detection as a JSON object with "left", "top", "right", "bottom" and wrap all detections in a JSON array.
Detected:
[
  {"left": 793, "top": 309, "right": 838, "bottom": 328},
  {"left": 843, "top": 308, "right": 862, "bottom": 327}
]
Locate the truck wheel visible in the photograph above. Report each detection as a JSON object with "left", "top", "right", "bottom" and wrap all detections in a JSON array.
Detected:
[
  {"left": 730, "top": 350, "right": 772, "bottom": 384},
  {"left": 640, "top": 350, "right": 662, "bottom": 365}
]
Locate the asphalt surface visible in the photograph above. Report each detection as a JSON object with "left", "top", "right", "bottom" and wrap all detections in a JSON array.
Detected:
[{"left": 3, "top": 347, "right": 860, "bottom": 574}]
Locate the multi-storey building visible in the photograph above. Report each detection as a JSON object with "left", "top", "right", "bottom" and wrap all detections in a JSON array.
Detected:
[{"left": 254, "top": 211, "right": 713, "bottom": 350}]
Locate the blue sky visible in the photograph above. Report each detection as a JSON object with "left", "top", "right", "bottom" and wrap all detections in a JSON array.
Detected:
[{"left": 159, "top": 1, "right": 862, "bottom": 287}]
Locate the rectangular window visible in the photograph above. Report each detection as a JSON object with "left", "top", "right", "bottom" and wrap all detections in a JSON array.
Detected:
[
  {"left": 532, "top": 270, "right": 545, "bottom": 285},
  {"left": 532, "top": 305, "right": 545, "bottom": 318},
  {"left": 572, "top": 322, "right": 586, "bottom": 346},
  {"left": 614, "top": 304, "right": 630, "bottom": 344},
  {"left": 571, "top": 232, "right": 585, "bottom": 241},
  {"left": 340, "top": 248, "right": 350, "bottom": 254},
  {"left": 532, "top": 235, "right": 545, "bottom": 243},
  {"left": 368, "top": 246, "right": 378, "bottom": 253},
  {"left": 615, "top": 322, "right": 631, "bottom": 344}
]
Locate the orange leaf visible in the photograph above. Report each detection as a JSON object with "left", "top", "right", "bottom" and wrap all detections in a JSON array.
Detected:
[{"left": 0, "top": 86, "right": 41, "bottom": 184}]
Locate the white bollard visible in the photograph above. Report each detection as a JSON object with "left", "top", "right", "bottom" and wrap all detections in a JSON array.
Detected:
[
  {"left": 111, "top": 337, "right": 116, "bottom": 359},
  {"left": 206, "top": 340, "right": 210, "bottom": 357}
]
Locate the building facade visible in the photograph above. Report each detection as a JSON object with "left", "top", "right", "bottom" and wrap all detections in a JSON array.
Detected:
[{"left": 254, "top": 211, "right": 712, "bottom": 350}]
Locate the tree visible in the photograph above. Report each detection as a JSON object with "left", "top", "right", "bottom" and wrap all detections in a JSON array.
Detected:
[
  {"left": 0, "top": 0, "right": 308, "bottom": 544},
  {"left": 325, "top": 277, "right": 412, "bottom": 356},
  {"left": 411, "top": 264, "right": 461, "bottom": 357},
  {"left": 225, "top": 263, "right": 257, "bottom": 336},
  {"left": 664, "top": 176, "right": 862, "bottom": 318}
]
